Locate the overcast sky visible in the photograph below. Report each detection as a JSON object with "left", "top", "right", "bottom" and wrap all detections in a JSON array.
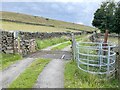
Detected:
[{"left": 1, "top": 0, "right": 119, "bottom": 26}]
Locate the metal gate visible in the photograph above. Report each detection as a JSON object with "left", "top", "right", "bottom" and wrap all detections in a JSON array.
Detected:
[{"left": 73, "top": 41, "right": 116, "bottom": 79}]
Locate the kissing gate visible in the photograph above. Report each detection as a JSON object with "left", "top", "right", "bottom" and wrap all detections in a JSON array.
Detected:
[{"left": 72, "top": 35, "right": 117, "bottom": 79}]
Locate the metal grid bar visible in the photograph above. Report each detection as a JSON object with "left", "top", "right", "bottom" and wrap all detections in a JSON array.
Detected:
[{"left": 74, "top": 41, "right": 116, "bottom": 79}]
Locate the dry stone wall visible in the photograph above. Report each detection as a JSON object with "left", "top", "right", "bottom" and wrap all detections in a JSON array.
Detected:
[
  {"left": 18, "top": 31, "right": 82, "bottom": 39},
  {"left": 1, "top": 31, "right": 14, "bottom": 53},
  {"left": 1, "top": 30, "right": 86, "bottom": 56}
]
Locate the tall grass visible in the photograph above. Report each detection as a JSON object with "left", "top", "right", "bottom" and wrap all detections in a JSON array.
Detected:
[{"left": 64, "top": 61, "right": 119, "bottom": 88}]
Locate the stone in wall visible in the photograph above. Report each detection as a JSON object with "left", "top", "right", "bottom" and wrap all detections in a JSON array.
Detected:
[
  {"left": 1, "top": 30, "right": 83, "bottom": 56},
  {"left": 1, "top": 31, "right": 14, "bottom": 53}
]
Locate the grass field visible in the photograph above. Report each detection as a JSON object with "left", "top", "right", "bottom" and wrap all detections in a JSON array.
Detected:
[
  {"left": 9, "top": 58, "right": 50, "bottom": 88},
  {"left": 100, "top": 36, "right": 118, "bottom": 44},
  {"left": 52, "top": 41, "right": 71, "bottom": 50},
  {"left": 64, "top": 61, "right": 119, "bottom": 88},
  {"left": 1, "top": 53, "right": 22, "bottom": 70},
  {"left": 36, "top": 36, "right": 69, "bottom": 50},
  {"left": 108, "top": 37, "right": 118, "bottom": 44},
  {"left": 0, "top": 11, "right": 95, "bottom": 32},
  {"left": 75, "top": 34, "right": 90, "bottom": 42},
  {"left": 1, "top": 21, "right": 80, "bottom": 32},
  {"left": 51, "top": 34, "right": 89, "bottom": 50}
]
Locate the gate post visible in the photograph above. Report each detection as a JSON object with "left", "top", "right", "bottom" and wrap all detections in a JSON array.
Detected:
[
  {"left": 12, "top": 32, "right": 15, "bottom": 54},
  {"left": 14, "top": 31, "right": 20, "bottom": 54},
  {"left": 71, "top": 33, "right": 76, "bottom": 61}
]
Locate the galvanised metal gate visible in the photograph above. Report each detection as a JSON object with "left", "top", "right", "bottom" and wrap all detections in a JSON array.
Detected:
[{"left": 73, "top": 41, "right": 116, "bottom": 79}]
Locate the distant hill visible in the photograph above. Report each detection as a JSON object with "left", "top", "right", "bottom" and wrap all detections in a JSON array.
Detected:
[{"left": 0, "top": 11, "right": 95, "bottom": 32}]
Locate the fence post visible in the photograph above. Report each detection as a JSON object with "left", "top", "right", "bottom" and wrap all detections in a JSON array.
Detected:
[
  {"left": 71, "top": 33, "right": 76, "bottom": 61},
  {"left": 77, "top": 44, "right": 79, "bottom": 67},
  {"left": 106, "top": 46, "right": 110, "bottom": 78},
  {"left": 14, "top": 31, "right": 20, "bottom": 54},
  {"left": 12, "top": 32, "right": 15, "bottom": 54}
]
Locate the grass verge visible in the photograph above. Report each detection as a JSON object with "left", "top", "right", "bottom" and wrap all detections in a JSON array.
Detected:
[
  {"left": 51, "top": 41, "right": 71, "bottom": 50},
  {"left": 9, "top": 58, "right": 50, "bottom": 88},
  {"left": 64, "top": 61, "right": 119, "bottom": 88},
  {"left": 51, "top": 34, "right": 88, "bottom": 50},
  {"left": 36, "top": 36, "right": 69, "bottom": 50},
  {"left": 1, "top": 53, "right": 22, "bottom": 70},
  {"left": 76, "top": 34, "right": 91, "bottom": 42}
]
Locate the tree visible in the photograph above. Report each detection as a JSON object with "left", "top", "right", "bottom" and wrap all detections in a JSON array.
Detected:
[
  {"left": 92, "top": 1, "right": 116, "bottom": 33},
  {"left": 114, "top": 1, "right": 120, "bottom": 34}
]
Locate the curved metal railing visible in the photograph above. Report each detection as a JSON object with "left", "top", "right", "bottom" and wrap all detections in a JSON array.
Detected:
[{"left": 75, "top": 42, "right": 116, "bottom": 78}]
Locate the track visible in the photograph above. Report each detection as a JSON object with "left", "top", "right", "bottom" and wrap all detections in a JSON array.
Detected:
[
  {"left": 1, "top": 42, "right": 72, "bottom": 88},
  {"left": 29, "top": 50, "right": 71, "bottom": 60}
]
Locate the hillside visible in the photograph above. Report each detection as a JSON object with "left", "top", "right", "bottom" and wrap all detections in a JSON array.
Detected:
[{"left": 0, "top": 11, "right": 95, "bottom": 32}]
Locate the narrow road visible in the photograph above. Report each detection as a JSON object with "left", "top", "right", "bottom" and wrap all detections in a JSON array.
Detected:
[
  {"left": 1, "top": 34, "right": 91, "bottom": 89},
  {"left": 1, "top": 41, "right": 72, "bottom": 88},
  {"left": 34, "top": 59, "right": 64, "bottom": 88},
  {"left": 33, "top": 43, "right": 71, "bottom": 88},
  {"left": 0, "top": 58, "right": 35, "bottom": 88},
  {"left": 62, "top": 45, "right": 71, "bottom": 51},
  {"left": 29, "top": 50, "right": 71, "bottom": 60}
]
